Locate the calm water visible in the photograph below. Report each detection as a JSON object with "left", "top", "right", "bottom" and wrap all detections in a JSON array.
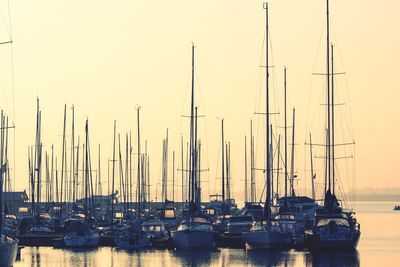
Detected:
[{"left": 14, "top": 201, "right": 400, "bottom": 267}]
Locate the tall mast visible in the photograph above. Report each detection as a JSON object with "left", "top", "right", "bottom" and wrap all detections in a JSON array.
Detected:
[
  {"left": 84, "top": 120, "right": 89, "bottom": 219},
  {"left": 0, "top": 113, "right": 4, "bottom": 233},
  {"left": 111, "top": 121, "right": 116, "bottom": 227},
  {"left": 165, "top": 129, "right": 169, "bottom": 201},
  {"left": 193, "top": 107, "right": 199, "bottom": 207},
  {"left": 188, "top": 44, "right": 195, "bottom": 217},
  {"left": 226, "top": 143, "right": 230, "bottom": 202},
  {"left": 136, "top": 108, "right": 141, "bottom": 212},
  {"left": 51, "top": 145, "right": 54, "bottom": 204},
  {"left": 173, "top": 150, "right": 175, "bottom": 203},
  {"left": 129, "top": 132, "right": 132, "bottom": 208},
  {"left": 263, "top": 2, "right": 271, "bottom": 222},
  {"left": 181, "top": 135, "right": 184, "bottom": 203},
  {"left": 98, "top": 144, "right": 101, "bottom": 196},
  {"left": 331, "top": 44, "right": 335, "bottom": 195},
  {"left": 276, "top": 135, "right": 280, "bottom": 201},
  {"left": 74, "top": 138, "right": 80, "bottom": 203},
  {"left": 194, "top": 107, "right": 199, "bottom": 207},
  {"left": 326, "top": 0, "right": 331, "bottom": 193},
  {"left": 270, "top": 125, "right": 273, "bottom": 205},
  {"left": 290, "top": 108, "right": 296, "bottom": 196},
  {"left": 60, "top": 104, "right": 66, "bottom": 218},
  {"left": 284, "top": 67, "right": 288, "bottom": 199},
  {"left": 118, "top": 135, "right": 125, "bottom": 211},
  {"left": 250, "top": 120, "right": 255, "bottom": 202},
  {"left": 70, "top": 105, "right": 75, "bottom": 204},
  {"left": 244, "top": 135, "right": 248, "bottom": 203},
  {"left": 309, "top": 133, "right": 315, "bottom": 200},
  {"left": 221, "top": 119, "right": 225, "bottom": 202},
  {"left": 125, "top": 134, "right": 128, "bottom": 209}
]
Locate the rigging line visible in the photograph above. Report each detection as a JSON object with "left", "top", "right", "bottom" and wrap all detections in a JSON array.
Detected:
[
  {"left": 194, "top": 67, "right": 212, "bottom": 201},
  {"left": 268, "top": 27, "right": 279, "bottom": 132},
  {"left": 304, "top": 21, "right": 326, "bottom": 140},
  {"left": 332, "top": 23, "right": 356, "bottom": 139},
  {"left": 253, "top": 31, "right": 266, "bottom": 119}
]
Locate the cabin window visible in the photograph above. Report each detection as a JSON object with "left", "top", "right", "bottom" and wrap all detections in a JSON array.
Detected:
[
  {"left": 164, "top": 210, "right": 176, "bottom": 219},
  {"left": 317, "top": 218, "right": 350, "bottom": 227}
]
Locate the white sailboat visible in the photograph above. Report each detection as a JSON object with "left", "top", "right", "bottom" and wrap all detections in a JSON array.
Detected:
[
  {"left": 171, "top": 45, "right": 215, "bottom": 249},
  {"left": 243, "top": 2, "right": 293, "bottom": 250},
  {"left": 306, "top": 0, "right": 360, "bottom": 250}
]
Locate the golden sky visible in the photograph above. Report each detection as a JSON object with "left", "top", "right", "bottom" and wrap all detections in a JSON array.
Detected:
[{"left": 0, "top": 0, "right": 398, "bottom": 201}]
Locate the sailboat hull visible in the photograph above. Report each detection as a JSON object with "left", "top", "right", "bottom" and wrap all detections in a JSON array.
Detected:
[
  {"left": 0, "top": 237, "right": 18, "bottom": 267},
  {"left": 64, "top": 232, "right": 99, "bottom": 248},
  {"left": 306, "top": 230, "right": 360, "bottom": 250},
  {"left": 171, "top": 229, "right": 215, "bottom": 249},
  {"left": 243, "top": 230, "right": 292, "bottom": 249}
]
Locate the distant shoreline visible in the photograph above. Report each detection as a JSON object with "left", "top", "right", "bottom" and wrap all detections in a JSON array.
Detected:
[{"left": 355, "top": 194, "right": 400, "bottom": 202}]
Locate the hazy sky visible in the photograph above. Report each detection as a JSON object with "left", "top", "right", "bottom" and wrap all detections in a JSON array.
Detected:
[{"left": 0, "top": 0, "right": 398, "bottom": 202}]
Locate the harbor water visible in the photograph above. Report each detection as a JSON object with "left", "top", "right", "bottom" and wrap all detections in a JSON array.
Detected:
[{"left": 14, "top": 201, "right": 400, "bottom": 267}]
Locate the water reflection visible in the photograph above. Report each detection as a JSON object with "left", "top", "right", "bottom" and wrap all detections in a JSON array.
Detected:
[
  {"left": 310, "top": 250, "right": 360, "bottom": 267},
  {"left": 172, "top": 249, "right": 214, "bottom": 266},
  {"left": 18, "top": 247, "right": 360, "bottom": 267},
  {"left": 245, "top": 249, "right": 298, "bottom": 266}
]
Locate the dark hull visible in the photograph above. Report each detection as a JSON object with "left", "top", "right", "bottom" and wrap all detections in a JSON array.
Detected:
[
  {"left": 216, "top": 234, "right": 245, "bottom": 248},
  {"left": 306, "top": 231, "right": 360, "bottom": 251},
  {"left": 17, "top": 234, "right": 63, "bottom": 247},
  {"left": 0, "top": 238, "right": 18, "bottom": 267}
]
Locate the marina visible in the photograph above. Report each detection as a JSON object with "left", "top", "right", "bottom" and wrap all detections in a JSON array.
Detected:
[
  {"left": 0, "top": 0, "right": 397, "bottom": 266},
  {"left": 10, "top": 201, "right": 400, "bottom": 267}
]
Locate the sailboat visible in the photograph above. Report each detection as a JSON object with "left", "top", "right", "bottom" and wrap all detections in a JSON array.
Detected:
[
  {"left": 64, "top": 120, "right": 99, "bottom": 248},
  {"left": 243, "top": 2, "right": 293, "bottom": 250},
  {"left": 277, "top": 105, "right": 315, "bottom": 248},
  {"left": 171, "top": 45, "right": 215, "bottom": 249},
  {"left": 305, "top": 0, "right": 360, "bottom": 250},
  {"left": 0, "top": 112, "right": 18, "bottom": 267}
]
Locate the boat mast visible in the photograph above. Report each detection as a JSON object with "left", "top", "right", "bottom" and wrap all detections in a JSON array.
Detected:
[
  {"left": 173, "top": 150, "right": 175, "bottom": 203},
  {"left": 290, "top": 108, "right": 295, "bottom": 196},
  {"left": 0, "top": 113, "right": 4, "bottom": 233},
  {"left": 60, "top": 104, "right": 66, "bottom": 219},
  {"left": 111, "top": 121, "right": 116, "bottom": 227},
  {"left": 221, "top": 119, "right": 225, "bottom": 205},
  {"left": 194, "top": 107, "right": 199, "bottom": 209},
  {"left": 263, "top": 2, "right": 271, "bottom": 223},
  {"left": 276, "top": 135, "right": 280, "bottom": 201},
  {"left": 125, "top": 134, "right": 128, "bottom": 209},
  {"left": 326, "top": 0, "right": 331, "bottom": 194},
  {"left": 284, "top": 67, "right": 288, "bottom": 199},
  {"left": 70, "top": 106, "right": 75, "bottom": 204},
  {"left": 188, "top": 44, "right": 195, "bottom": 218},
  {"left": 244, "top": 135, "right": 248, "bottom": 203},
  {"left": 270, "top": 125, "right": 273, "bottom": 205},
  {"left": 74, "top": 138, "right": 79, "bottom": 204},
  {"left": 331, "top": 44, "right": 335, "bottom": 195},
  {"left": 250, "top": 120, "right": 255, "bottom": 202},
  {"left": 136, "top": 108, "right": 141, "bottom": 213},
  {"left": 226, "top": 142, "right": 230, "bottom": 203},
  {"left": 84, "top": 120, "right": 89, "bottom": 219},
  {"left": 309, "top": 133, "right": 315, "bottom": 200},
  {"left": 181, "top": 135, "right": 184, "bottom": 203}
]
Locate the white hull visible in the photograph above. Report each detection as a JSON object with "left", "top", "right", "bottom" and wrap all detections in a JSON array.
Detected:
[
  {"left": 243, "top": 230, "right": 292, "bottom": 249},
  {"left": 171, "top": 229, "right": 215, "bottom": 249},
  {"left": 0, "top": 236, "right": 18, "bottom": 267},
  {"left": 64, "top": 232, "right": 99, "bottom": 248}
]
